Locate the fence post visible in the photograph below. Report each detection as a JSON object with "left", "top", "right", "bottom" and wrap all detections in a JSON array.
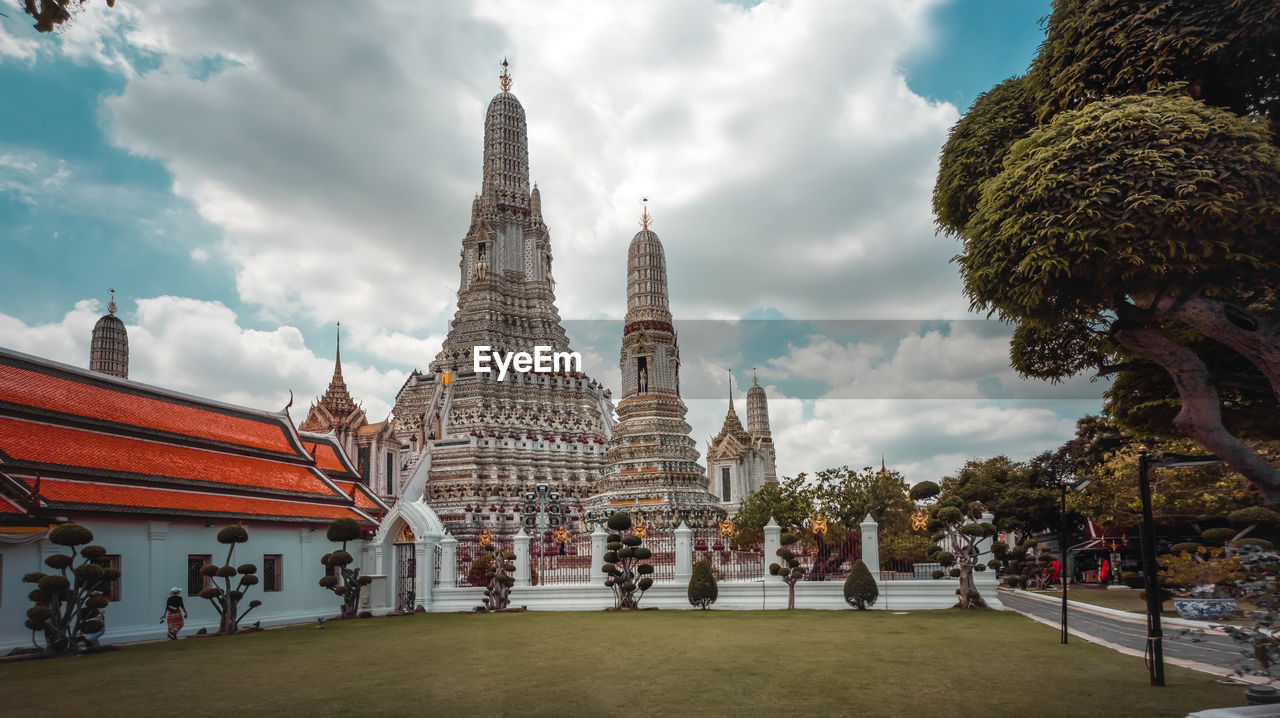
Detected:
[
  {"left": 591, "top": 525, "right": 608, "bottom": 586},
  {"left": 860, "top": 514, "right": 880, "bottom": 579},
  {"left": 513, "top": 528, "right": 531, "bottom": 587},
  {"left": 976, "top": 511, "right": 995, "bottom": 562},
  {"left": 675, "top": 521, "right": 693, "bottom": 585},
  {"left": 439, "top": 532, "right": 457, "bottom": 587},
  {"left": 764, "top": 517, "right": 781, "bottom": 575}
]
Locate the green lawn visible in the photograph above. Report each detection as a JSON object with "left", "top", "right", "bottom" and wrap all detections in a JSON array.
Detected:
[{"left": 0, "top": 610, "right": 1244, "bottom": 717}]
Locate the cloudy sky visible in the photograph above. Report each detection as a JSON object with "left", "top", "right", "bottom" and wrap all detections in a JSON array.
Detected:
[{"left": 0, "top": 0, "right": 1101, "bottom": 482}]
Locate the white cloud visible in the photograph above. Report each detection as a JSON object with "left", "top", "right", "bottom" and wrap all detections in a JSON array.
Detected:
[{"left": 0, "top": 296, "right": 403, "bottom": 423}]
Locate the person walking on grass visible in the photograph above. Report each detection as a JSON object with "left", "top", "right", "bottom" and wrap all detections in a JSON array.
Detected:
[{"left": 160, "top": 586, "right": 188, "bottom": 639}]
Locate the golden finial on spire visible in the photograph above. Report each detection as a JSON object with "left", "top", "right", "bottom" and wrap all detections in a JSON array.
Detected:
[
  {"left": 499, "top": 57, "right": 512, "bottom": 92},
  {"left": 107, "top": 288, "right": 117, "bottom": 316},
  {"left": 753, "top": 367, "right": 758, "bottom": 386},
  {"left": 640, "top": 197, "right": 652, "bottom": 230}
]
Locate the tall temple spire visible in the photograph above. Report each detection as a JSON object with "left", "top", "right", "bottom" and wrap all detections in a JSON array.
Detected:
[
  {"left": 90, "top": 288, "right": 128, "bottom": 379},
  {"left": 480, "top": 57, "right": 530, "bottom": 203},
  {"left": 727, "top": 369, "right": 735, "bottom": 415},
  {"left": 333, "top": 321, "right": 343, "bottom": 380}
]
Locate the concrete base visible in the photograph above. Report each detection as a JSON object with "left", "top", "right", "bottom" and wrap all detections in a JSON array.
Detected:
[{"left": 431, "top": 573, "right": 1002, "bottom": 612}]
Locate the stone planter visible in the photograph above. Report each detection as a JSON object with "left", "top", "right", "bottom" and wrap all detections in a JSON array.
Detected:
[{"left": 1173, "top": 597, "right": 1237, "bottom": 620}]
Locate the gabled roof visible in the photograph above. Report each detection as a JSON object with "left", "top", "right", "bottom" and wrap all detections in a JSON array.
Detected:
[
  {"left": 299, "top": 431, "right": 361, "bottom": 479},
  {"left": 331, "top": 479, "right": 392, "bottom": 514},
  {"left": 0, "top": 346, "right": 377, "bottom": 527}
]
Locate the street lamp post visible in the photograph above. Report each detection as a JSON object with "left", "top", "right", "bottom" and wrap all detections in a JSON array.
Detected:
[
  {"left": 1137, "top": 449, "right": 1222, "bottom": 687},
  {"left": 1058, "top": 477, "right": 1090, "bottom": 645},
  {"left": 522, "top": 484, "right": 562, "bottom": 583}
]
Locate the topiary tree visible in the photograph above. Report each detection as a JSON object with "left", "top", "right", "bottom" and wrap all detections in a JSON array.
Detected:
[
  {"left": 478, "top": 545, "right": 517, "bottom": 612},
  {"left": 198, "top": 525, "right": 262, "bottom": 634},
  {"left": 768, "top": 531, "right": 804, "bottom": 609},
  {"left": 601, "top": 512, "right": 654, "bottom": 610},
  {"left": 914, "top": 482, "right": 999, "bottom": 608},
  {"left": 318, "top": 518, "right": 372, "bottom": 618},
  {"left": 688, "top": 560, "right": 718, "bottom": 610},
  {"left": 843, "top": 559, "right": 878, "bottom": 610},
  {"left": 21, "top": 523, "right": 120, "bottom": 655}
]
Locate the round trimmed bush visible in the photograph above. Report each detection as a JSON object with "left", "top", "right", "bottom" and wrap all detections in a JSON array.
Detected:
[
  {"left": 44, "top": 554, "right": 73, "bottom": 571},
  {"left": 949, "top": 568, "right": 961, "bottom": 578},
  {"left": 237, "top": 563, "right": 257, "bottom": 575},
  {"left": 936, "top": 551, "right": 956, "bottom": 567},
  {"left": 606, "top": 512, "right": 632, "bottom": 532},
  {"left": 201, "top": 564, "right": 219, "bottom": 577},
  {"left": 217, "top": 525, "right": 249, "bottom": 544},
  {"left": 73, "top": 563, "right": 104, "bottom": 582},
  {"left": 1236, "top": 538, "right": 1275, "bottom": 550},
  {"left": 216, "top": 564, "right": 238, "bottom": 578},
  {"left": 634, "top": 547, "right": 652, "bottom": 560},
  {"left": 622, "top": 536, "right": 642, "bottom": 547},
  {"left": 932, "top": 570, "right": 944, "bottom": 580},
  {"left": 37, "top": 575, "right": 70, "bottom": 593},
  {"left": 328, "top": 550, "right": 354, "bottom": 567},
  {"left": 319, "top": 575, "right": 338, "bottom": 589},
  {"left": 909, "top": 481, "right": 940, "bottom": 501},
  {"left": 1229, "top": 507, "right": 1280, "bottom": 525},
  {"left": 637, "top": 577, "right": 653, "bottom": 591},
  {"left": 49, "top": 523, "right": 93, "bottom": 547},
  {"left": 1200, "top": 527, "right": 1237, "bottom": 544},
  {"left": 79, "top": 545, "right": 107, "bottom": 561},
  {"left": 326, "top": 517, "right": 362, "bottom": 543},
  {"left": 1170, "top": 542, "right": 1203, "bottom": 555}
]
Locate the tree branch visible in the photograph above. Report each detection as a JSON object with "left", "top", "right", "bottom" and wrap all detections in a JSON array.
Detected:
[{"left": 1114, "top": 326, "right": 1280, "bottom": 505}]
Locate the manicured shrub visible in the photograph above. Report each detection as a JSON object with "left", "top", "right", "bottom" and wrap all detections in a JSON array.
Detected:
[
  {"left": 949, "top": 568, "right": 961, "bottom": 578},
  {"left": 1170, "top": 542, "right": 1204, "bottom": 556},
  {"left": 22, "top": 523, "right": 119, "bottom": 655},
  {"left": 602, "top": 513, "right": 653, "bottom": 609},
  {"left": 843, "top": 559, "right": 878, "bottom": 610},
  {"left": 202, "top": 524, "right": 262, "bottom": 633},
  {"left": 1201, "top": 527, "right": 1238, "bottom": 544},
  {"left": 1237, "top": 538, "right": 1275, "bottom": 551},
  {"left": 688, "top": 560, "right": 718, "bottom": 610},
  {"left": 769, "top": 531, "right": 805, "bottom": 609},
  {"left": 933, "top": 570, "right": 945, "bottom": 580},
  {"left": 1229, "top": 507, "right": 1280, "bottom": 525}
]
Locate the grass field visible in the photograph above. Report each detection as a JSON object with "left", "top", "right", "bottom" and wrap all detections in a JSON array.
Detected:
[{"left": 0, "top": 609, "right": 1244, "bottom": 717}]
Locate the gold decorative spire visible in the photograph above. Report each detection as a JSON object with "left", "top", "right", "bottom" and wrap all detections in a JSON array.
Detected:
[
  {"left": 727, "top": 368, "right": 735, "bottom": 414},
  {"left": 640, "top": 197, "right": 652, "bottom": 229},
  {"left": 499, "top": 57, "right": 512, "bottom": 92},
  {"left": 107, "top": 288, "right": 117, "bottom": 315},
  {"left": 753, "top": 367, "right": 758, "bottom": 386}
]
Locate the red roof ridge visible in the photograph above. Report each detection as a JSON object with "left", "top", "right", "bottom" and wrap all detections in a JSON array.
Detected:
[
  {"left": 0, "top": 415, "right": 348, "bottom": 501},
  {"left": 9, "top": 475, "right": 376, "bottom": 524}
]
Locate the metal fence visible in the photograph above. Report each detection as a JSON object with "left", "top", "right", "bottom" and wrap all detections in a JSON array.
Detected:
[
  {"left": 879, "top": 558, "right": 942, "bottom": 581},
  {"left": 644, "top": 530, "right": 677, "bottom": 582},
  {"left": 792, "top": 534, "right": 862, "bottom": 581},
  {"left": 531, "top": 532, "right": 593, "bottom": 585},
  {"left": 691, "top": 528, "right": 763, "bottom": 582}
]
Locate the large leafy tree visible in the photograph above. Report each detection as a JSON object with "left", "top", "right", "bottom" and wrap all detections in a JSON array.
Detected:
[
  {"left": 731, "top": 475, "right": 815, "bottom": 544},
  {"left": 935, "top": 0, "right": 1280, "bottom": 503}
]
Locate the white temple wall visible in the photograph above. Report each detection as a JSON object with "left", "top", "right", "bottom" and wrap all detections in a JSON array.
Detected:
[{"left": 0, "top": 516, "right": 368, "bottom": 651}]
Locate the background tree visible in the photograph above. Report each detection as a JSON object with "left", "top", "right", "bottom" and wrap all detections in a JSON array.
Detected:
[
  {"left": 941, "top": 456, "right": 1058, "bottom": 542},
  {"left": 731, "top": 475, "right": 814, "bottom": 544},
  {"left": 318, "top": 518, "right": 373, "bottom": 618},
  {"left": 687, "top": 560, "right": 718, "bottom": 610},
  {"left": 601, "top": 512, "right": 654, "bottom": 609},
  {"left": 21, "top": 0, "right": 116, "bottom": 33},
  {"left": 21, "top": 523, "right": 119, "bottom": 655},
  {"left": 768, "top": 531, "right": 804, "bottom": 609},
  {"left": 198, "top": 525, "right": 262, "bottom": 634},
  {"left": 843, "top": 559, "right": 878, "bottom": 610},
  {"left": 912, "top": 481, "right": 998, "bottom": 608},
  {"left": 934, "top": 0, "right": 1280, "bottom": 503}
]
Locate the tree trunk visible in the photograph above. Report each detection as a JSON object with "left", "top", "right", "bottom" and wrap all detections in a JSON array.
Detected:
[
  {"left": 787, "top": 579, "right": 796, "bottom": 610},
  {"left": 1115, "top": 327, "right": 1280, "bottom": 505},
  {"left": 1171, "top": 295, "right": 1280, "bottom": 401},
  {"left": 954, "top": 565, "right": 988, "bottom": 609}
]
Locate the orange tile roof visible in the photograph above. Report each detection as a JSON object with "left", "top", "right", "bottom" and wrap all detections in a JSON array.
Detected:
[
  {"left": 23, "top": 477, "right": 368, "bottom": 523},
  {"left": 0, "top": 495, "right": 22, "bottom": 513},
  {"left": 0, "top": 360, "right": 297, "bottom": 456},
  {"left": 331, "top": 480, "right": 387, "bottom": 512},
  {"left": 302, "top": 440, "right": 357, "bottom": 477},
  {"left": 0, "top": 417, "right": 340, "bottom": 499}
]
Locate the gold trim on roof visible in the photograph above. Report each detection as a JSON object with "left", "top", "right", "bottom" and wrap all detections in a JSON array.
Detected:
[{"left": 500, "top": 58, "right": 512, "bottom": 92}]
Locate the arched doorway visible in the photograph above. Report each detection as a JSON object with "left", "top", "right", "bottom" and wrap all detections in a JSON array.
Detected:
[{"left": 394, "top": 523, "right": 416, "bottom": 613}]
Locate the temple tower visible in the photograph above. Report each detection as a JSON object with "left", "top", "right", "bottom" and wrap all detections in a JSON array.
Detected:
[
  {"left": 707, "top": 371, "right": 777, "bottom": 511},
  {"left": 746, "top": 371, "right": 778, "bottom": 484},
  {"left": 390, "top": 61, "right": 614, "bottom": 537},
  {"left": 587, "top": 207, "right": 723, "bottom": 528},
  {"left": 300, "top": 323, "right": 365, "bottom": 445},
  {"left": 89, "top": 289, "right": 128, "bottom": 379}
]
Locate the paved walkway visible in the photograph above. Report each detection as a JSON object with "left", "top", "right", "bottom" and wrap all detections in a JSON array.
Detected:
[{"left": 999, "top": 589, "right": 1252, "bottom": 679}]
